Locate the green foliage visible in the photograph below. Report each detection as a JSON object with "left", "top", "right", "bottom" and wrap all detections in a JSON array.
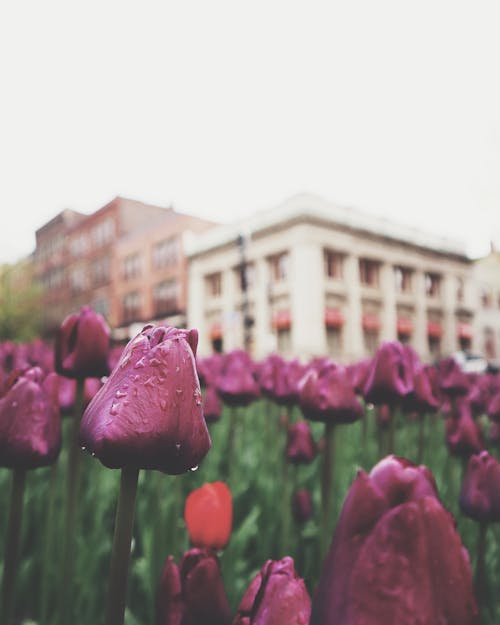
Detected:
[
  {"left": 0, "top": 400, "right": 498, "bottom": 624},
  {"left": 0, "top": 262, "right": 43, "bottom": 341}
]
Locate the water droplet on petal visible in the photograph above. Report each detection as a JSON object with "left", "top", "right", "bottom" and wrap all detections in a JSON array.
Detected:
[
  {"left": 110, "top": 403, "right": 120, "bottom": 415},
  {"left": 175, "top": 443, "right": 181, "bottom": 451},
  {"left": 115, "top": 390, "right": 127, "bottom": 398},
  {"left": 91, "top": 452, "right": 96, "bottom": 457},
  {"left": 80, "top": 446, "right": 86, "bottom": 452},
  {"left": 176, "top": 388, "right": 183, "bottom": 395},
  {"left": 160, "top": 399, "right": 167, "bottom": 410},
  {"left": 190, "top": 465, "right": 198, "bottom": 472},
  {"left": 134, "top": 357, "right": 146, "bottom": 369}
]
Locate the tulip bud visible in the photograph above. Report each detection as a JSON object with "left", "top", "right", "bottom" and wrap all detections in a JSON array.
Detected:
[
  {"left": 55, "top": 306, "right": 111, "bottom": 379},
  {"left": 215, "top": 350, "right": 260, "bottom": 407},
  {"left": 299, "top": 363, "right": 363, "bottom": 424},
  {"left": 233, "top": 557, "right": 311, "bottom": 625},
  {"left": 445, "top": 400, "right": 484, "bottom": 458},
  {"left": 0, "top": 367, "right": 61, "bottom": 469},
  {"left": 79, "top": 324, "right": 211, "bottom": 474},
  {"left": 459, "top": 451, "right": 500, "bottom": 523},
  {"left": 286, "top": 421, "right": 317, "bottom": 464},
  {"left": 310, "top": 455, "right": 478, "bottom": 625},
  {"left": 156, "top": 549, "right": 231, "bottom": 625},
  {"left": 184, "top": 481, "right": 232, "bottom": 550},
  {"left": 203, "top": 385, "right": 222, "bottom": 423},
  {"left": 362, "top": 341, "right": 413, "bottom": 406},
  {"left": 292, "top": 489, "right": 314, "bottom": 524}
]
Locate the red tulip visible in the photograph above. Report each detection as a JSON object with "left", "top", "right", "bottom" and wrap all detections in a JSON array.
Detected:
[{"left": 184, "top": 482, "right": 232, "bottom": 550}]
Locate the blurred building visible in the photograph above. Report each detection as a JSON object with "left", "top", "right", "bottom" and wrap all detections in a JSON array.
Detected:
[
  {"left": 187, "top": 193, "right": 477, "bottom": 362},
  {"left": 34, "top": 197, "right": 215, "bottom": 336},
  {"left": 473, "top": 244, "right": 500, "bottom": 368}
]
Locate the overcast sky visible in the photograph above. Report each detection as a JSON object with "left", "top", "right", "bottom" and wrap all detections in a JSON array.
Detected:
[{"left": 1, "top": 1, "right": 499, "bottom": 265}]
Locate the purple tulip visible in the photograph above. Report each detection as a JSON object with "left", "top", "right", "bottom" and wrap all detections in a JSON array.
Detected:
[
  {"left": 460, "top": 451, "right": 500, "bottom": 523},
  {"left": 437, "top": 357, "right": 470, "bottom": 399},
  {"left": 286, "top": 421, "right": 317, "bottom": 464},
  {"left": 80, "top": 324, "right": 211, "bottom": 474},
  {"left": 345, "top": 358, "right": 372, "bottom": 396},
  {"left": 310, "top": 455, "right": 478, "bottom": 625},
  {"left": 197, "top": 353, "right": 224, "bottom": 388},
  {"left": 445, "top": 400, "right": 484, "bottom": 458},
  {"left": 0, "top": 367, "right": 61, "bottom": 469},
  {"left": 362, "top": 341, "right": 413, "bottom": 406},
  {"left": 55, "top": 306, "right": 111, "bottom": 379},
  {"left": 233, "top": 557, "right": 311, "bottom": 625},
  {"left": 299, "top": 363, "right": 363, "bottom": 424},
  {"left": 156, "top": 549, "right": 231, "bottom": 625},
  {"left": 403, "top": 364, "right": 440, "bottom": 414},
  {"left": 203, "top": 385, "right": 222, "bottom": 423},
  {"left": 487, "top": 390, "right": 500, "bottom": 422},
  {"left": 215, "top": 350, "right": 260, "bottom": 407},
  {"left": 292, "top": 489, "right": 314, "bottom": 523}
]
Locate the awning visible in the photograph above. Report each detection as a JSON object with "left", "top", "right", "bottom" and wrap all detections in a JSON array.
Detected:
[
  {"left": 457, "top": 322, "right": 473, "bottom": 340},
  {"left": 325, "top": 307, "right": 344, "bottom": 328},
  {"left": 427, "top": 321, "right": 443, "bottom": 338},
  {"left": 397, "top": 317, "right": 413, "bottom": 335},
  {"left": 210, "top": 322, "right": 223, "bottom": 340},
  {"left": 362, "top": 313, "right": 380, "bottom": 332},
  {"left": 272, "top": 309, "right": 292, "bottom": 330}
]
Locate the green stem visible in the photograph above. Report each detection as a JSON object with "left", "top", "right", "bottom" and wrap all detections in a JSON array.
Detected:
[
  {"left": 1, "top": 468, "right": 26, "bottom": 625},
  {"left": 320, "top": 422, "right": 336, "bottom": 554},
  {"left": 280, "top": 460, "right": 291, "bottom": 556},
  {"left": 59, "top": 377, "right": 85, "bottom": 625},
  {"left": 224, "top": 407, "right": 238, "bottom": 485},
  {"left": 474, "top": 522, "right": 488, "bottom": 614},
  {"left": 105, "top": 466, "right": 140, "bottom": 625},
  {"left": 417, "top": 413, "right": 426, "bottom": 464},
  {"left": 39, "top": 463, "right": 58, "bottom": 622},
  {"left": 388, "top": 407, "right": 396, "bottom": 454}
]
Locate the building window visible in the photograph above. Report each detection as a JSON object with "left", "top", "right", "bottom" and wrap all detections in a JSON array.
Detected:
[
  {"left": 123, "top": 253, "right": 142, "bottom": 280},
  {"left": 92, "top": 298, "right": 109, "bottom": 318},
  {"left": 394, "top": 266, "right": 413, "bottom": 293},
  {"left": 153, "top": 279, "right": 179, "bottom": 316},
  {"left": 428, "top": 336, "right": 441, "bottom": 360},
  {"left": 153, "top": 237, "right": 178, "bottom": 269},
  {"left": 359, "top": 259, "right": 380, "bottom": 287},
  {"left": 70, "top": 234, "right": 88, "bottom": 257},
  {"left": 269, "top": 252, "right": 289, "bottom": 283},
  {"left": 457, "top": 277, "right": 465, "bottom": 303},
  {"left": 484, "top": 327, "right": 496, "bottom": 359},
  {"left": 481, "top": 288, "right": 492, "bottom": 308},
  {"left": 326, "top": 327, "right": 342, "bottom": 358},
  {"left": 92, "top": 257, "right": 110, "bottom": 286},
  {"left": 205, "top": 272, "right": 222, "bottom": 297},
  {"left": 277, "top": 328, "right": 292, "bottom": 354},
  {"left": 123, "top": 291, "right": 141, "bottom": 323},
  {"left": 92, "top": 218, "right": 114, "bottom": 248},
  {"left": 425, "top": 272, "right": 441, "bottom": 297},
  {"left": 69, "top": 267, "right": 86, "bottom": 294},
  {"left": 363, "top": 330, "right": 379, "bottom": 356},
  {"left": 324, "top": 250, "right": 344, "bottom": 279}
]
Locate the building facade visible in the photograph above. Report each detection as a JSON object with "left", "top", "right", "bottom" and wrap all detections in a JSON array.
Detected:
[
  {"left": 473, "top": 246, "right": 500, "bottom": 368},
  {"left": 34, "top": 197, "right": 214, "bottom": 336},
  {"left": 187, "top": 194, "right": 476, "bottom": 362}
]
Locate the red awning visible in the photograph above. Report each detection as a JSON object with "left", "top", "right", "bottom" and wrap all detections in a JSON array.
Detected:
[
  {"left": 362, "top": 313, "right": 380, "bottom": 332},
  {"left": 397, "top": 317, "right": 413, "bottom": 335},
  {"left": 325, "top": 307, "right": 345, "bottom": 328},
  {"left": 427, "top": 321, "right": 443, "bottom": 338},
  {"left": 272, "top": 309, "right": 292, "bottom": 330},
  {"left": 457, "top": 322, "right": 473, "bottom": 340},
  {"left": 210, "top": 323, "right": 223, "bottom": 340}
]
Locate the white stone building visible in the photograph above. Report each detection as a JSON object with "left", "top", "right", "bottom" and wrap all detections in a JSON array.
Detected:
[{"left": 187, "top": 194, "right": 476, "bottom": 363}]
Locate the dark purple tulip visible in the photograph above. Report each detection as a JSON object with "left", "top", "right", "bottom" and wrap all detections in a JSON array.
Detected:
[
  {"left": 203, "top": 385, "right": 222, "bottom": 423},
  {"left": 80, "top": 324, "right": 211, "bottom": 474},
  {"left": 274, "top": 358, "right": 307, "bottom": 406},
  {"left": 55, "top": 306, "right": 111, "bottom": 379},
  {"left": 489, "top": 421, "right": 500, "bottom": 446},
  {"left": 299, "top": 364, "right": 363, "bottom": 424},
  {"left": 292, "top": 489, "right": 314, "bottom": 523},
  {"left": 487, "top": 390, "right": 500, "bottom": 422},
  {"left": 460, "top": 451, "right": 500, "bottom": 523},
  {"left": 438, "top": 357, "right": 470, "bottom": 399},
  {"left": 197, "top": 353, "right": 224, "bottom": 388},
  {"left": 286, "top": 421, "right": 317, "bottom": 464},
  {"left": 216, "top": 350, "right": 260, "bottom": 407},
  {"left": 256, "top": 354, "right": 285, "bottom": 399},
  {"left": 345, "top": 358, "right": 372, "bottom": 396},
  {"left": 233, "top": 557, "right": 311, "bottom": 625},
  {"left": 446, "top": 401, "right": 484, "bottom": 458},
  {"left": 0, "top": 367, "right": 61, "bottom": 469},
  {"left": 58, "top": 376, "right": 106, "bottom": 416},
  {"left": 310, "top": 455, "right": 478, "bottom": 625},
  {"left": 469, "top": 374, "right": 498, "bottom": 417},
  {"left": 156, "top": 549, "right": 231, "bottom": 625},
  {"left": 402, "top": 363, "right": 440, "bottom": 414},
  {"left": 362, "top": 341, "right": 413, "bottom": 406}
]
